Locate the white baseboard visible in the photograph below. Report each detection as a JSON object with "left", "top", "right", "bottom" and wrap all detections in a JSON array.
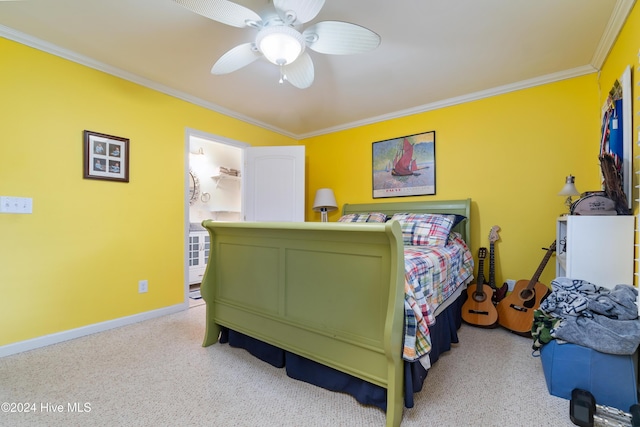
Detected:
[{"left": 0, "top": 303, "right": 188, "bottom": 358}]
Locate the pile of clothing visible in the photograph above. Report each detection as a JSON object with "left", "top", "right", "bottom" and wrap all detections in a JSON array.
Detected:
[{"left": 532, "top": 277, "right": 640, "bottom": 355}]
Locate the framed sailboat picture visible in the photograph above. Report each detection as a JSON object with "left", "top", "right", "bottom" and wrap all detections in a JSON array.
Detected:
[{"left": 372, "top": 131, "right": 435, "bottom": 198}]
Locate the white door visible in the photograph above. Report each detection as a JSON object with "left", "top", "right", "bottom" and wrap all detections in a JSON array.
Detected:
[{"left": 243, "top": 146, "right": 305, "bottom": 222}]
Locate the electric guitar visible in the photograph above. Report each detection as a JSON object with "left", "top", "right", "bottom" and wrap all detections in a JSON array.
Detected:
[
  {"left": 461, "top": 247, "right": 498, "bottom": 327},
  {"left": 488, "top": 226, "right": 508, "bottom": 304},
  {"left": 497, "top": 241, "right": 555, "bottom": 336}
]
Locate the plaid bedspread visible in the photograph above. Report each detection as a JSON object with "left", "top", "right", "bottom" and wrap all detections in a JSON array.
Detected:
[{"left": 402, "top": 232, "right": 474, "bottom": 361}]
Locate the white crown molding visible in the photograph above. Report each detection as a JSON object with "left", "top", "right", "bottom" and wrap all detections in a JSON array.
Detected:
[
  {"left": 0, "top": 25, "right": 298, "bottom": 139},
  {"left": 590, "top": 0, "right": 636, "bottom": 69},
  {"left": 0, "top": 303, "right": 187, "bottom": 358},
  {"left": 299, "top": 65, "right": 598, "bottom": 139}
]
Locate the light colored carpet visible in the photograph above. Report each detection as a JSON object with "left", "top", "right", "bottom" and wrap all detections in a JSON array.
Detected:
[{"left": 0, "top": 305, "right": 574, "bottom": 426}]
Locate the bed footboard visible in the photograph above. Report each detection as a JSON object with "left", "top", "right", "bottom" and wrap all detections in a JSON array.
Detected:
[{"left": 201, "top": 220, "right": 405, "bottom": 426}]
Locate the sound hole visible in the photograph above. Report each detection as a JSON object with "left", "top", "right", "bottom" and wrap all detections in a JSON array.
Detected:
[
  {"left": 473, "top": 292, "right": 487, "bottom": 303},
  {"left": 519, "top": 288, "right": 536, "bottom": 308},
  {"left": 519, "top": 289, "right": 533, "bottom": 301}
]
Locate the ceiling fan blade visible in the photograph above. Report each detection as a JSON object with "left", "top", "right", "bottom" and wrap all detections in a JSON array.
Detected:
[
  {"left": 283, "top": 52, "right": 314, "bottom": 89},
  {"left": 273, "top": 0, "right": 324, "bottom": 25},
  {"left": 173, "top": 0, "right": 261, "bottom": 28},
  {"left": 303, "top": 21, "right": 380, "bottom": 55},
  {"left": 211, "top": 43, "right": 261, "bottom": 74}
]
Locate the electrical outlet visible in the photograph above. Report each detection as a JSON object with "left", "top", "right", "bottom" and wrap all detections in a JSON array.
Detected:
[{"left": 138, "top": 279, "right": 148, "bottom": 293}]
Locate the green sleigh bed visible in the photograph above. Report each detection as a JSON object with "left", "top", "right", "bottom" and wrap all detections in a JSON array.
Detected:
[{"left": 200, "top": 199, "right": 471, "bottom": 426}]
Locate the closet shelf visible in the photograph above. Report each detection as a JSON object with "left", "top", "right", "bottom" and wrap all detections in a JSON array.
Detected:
[
  {"left": 211, "top": 174, "right": 240, "bottom": 181},
  {"left": 211, "top": 173, "right": 241, "bottom": 188}
]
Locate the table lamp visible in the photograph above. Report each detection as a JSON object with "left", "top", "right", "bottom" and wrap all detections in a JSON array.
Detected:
[
  {"left": 312, "top": 188, "right": 337, "bottom": 222},
  {"left": 558, "top": 175, "right": 580, "bottom": 214}
]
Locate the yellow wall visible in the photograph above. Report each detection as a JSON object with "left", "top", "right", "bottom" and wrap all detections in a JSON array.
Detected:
[
  {"left": 303, "top": 76, "right": 602, "bottom": 288},
  {"left": 0, "top": 38, "right": 296, "bottom": 347}
]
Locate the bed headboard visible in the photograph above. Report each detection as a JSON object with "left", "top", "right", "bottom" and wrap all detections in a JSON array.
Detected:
[{"left": 342, "top": 198, "right": 471, "bottom": 247}]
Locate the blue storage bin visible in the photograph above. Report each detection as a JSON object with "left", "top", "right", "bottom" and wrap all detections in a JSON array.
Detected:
[{"left": 540, "top": 340, "right": 639, "bottom": 411}]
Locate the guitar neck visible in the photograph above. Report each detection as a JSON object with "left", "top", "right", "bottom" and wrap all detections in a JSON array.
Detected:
[
  {"left": 526, "top": 242, "right": 556, "bottom": 290},
  {"left": 476, "top": 259, "right": 486, "bottom": 287},
  {"left": 489, "top": 242, "right": 496, "bottom": 287}
]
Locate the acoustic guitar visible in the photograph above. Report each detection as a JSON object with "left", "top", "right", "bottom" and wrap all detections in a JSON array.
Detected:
[
  {"left": 461, "top": 247, "right": 498, "bottom": 327},
  {"left": 488, "top": 226, "right": 508, "bottom": 304},
  {"left": 497, "top": 241, "right": 556, "bottom": 336}
]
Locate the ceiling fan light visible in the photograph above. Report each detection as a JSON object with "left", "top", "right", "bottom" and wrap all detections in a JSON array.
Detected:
[{"left": 256, "top": 25, "right": 304, "bottom": 65}]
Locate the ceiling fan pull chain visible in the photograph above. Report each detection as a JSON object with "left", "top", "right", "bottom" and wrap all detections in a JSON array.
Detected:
[{"left": 279, "top": 65, "right": 288, "bottom": 84}]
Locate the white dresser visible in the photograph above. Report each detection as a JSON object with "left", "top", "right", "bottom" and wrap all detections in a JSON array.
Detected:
[{"left": 556, "top": 215, "right": 634, "bottom": 287}]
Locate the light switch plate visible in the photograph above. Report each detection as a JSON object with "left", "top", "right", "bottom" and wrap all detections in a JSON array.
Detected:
[{"left": 0, "top": 196, "right": 33, "bottom": 214}]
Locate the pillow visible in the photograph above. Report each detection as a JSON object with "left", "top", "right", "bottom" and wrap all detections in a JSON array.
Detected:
[
  {"left": 337, "top": 212, "right": 388, "bottom": 223},
  {"left": 367, "top": 212, "right": 388, "bottom": 223},
  {"left": 391, "top": 213, "right": 456, "bottom": 246},
  {"left": 338, "top": 213, "right": 369, "bottom": 223},
  {"left": 448, "top": 214, "right": 467, "bottom": 228}
]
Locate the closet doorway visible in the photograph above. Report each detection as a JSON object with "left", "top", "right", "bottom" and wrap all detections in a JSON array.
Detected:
[
  {"left": 185, "top": 129, "right": 246, "bottom": 307},
  {"left": 183, "top": 128, "right": 306, "bottom": 307}
]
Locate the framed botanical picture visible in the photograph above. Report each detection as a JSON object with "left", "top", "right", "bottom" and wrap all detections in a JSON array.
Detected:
[
  {"left": 372, "top": 130, "right": 435, "bottom": 198},
  {"left": 83, "top": 130, "right": 129, "bottom": 182}
]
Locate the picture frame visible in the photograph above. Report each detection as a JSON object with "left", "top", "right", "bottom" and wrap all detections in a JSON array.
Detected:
[
  {"left": 372, "top": 130, "right": 435, "bottom": 198},
  {"left": 599, "top": 66, "right": 632, "bottom": 209},
  {"left": 83, "top": 130, "right": 129, "bottom": 182}
]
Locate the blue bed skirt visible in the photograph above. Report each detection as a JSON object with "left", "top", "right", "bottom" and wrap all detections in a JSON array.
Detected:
[{"left": 219, "top": 293, "right": 464, "bottom": 411}]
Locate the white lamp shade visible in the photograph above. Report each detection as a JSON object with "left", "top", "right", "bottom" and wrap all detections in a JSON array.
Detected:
[
  {"left": 558, "top": 175, "right": 580, "bottom": 196},
  {"left": 312, "top": 188, "right": 337, "bottom": 212}
]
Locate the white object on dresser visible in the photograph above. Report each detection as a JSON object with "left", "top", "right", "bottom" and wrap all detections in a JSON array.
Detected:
[
  {"left": 188, "top": 225, "right": 210, "bottom": 285},
  {"left": 556, "top": 215, "right": 634, "bottom": 288}
]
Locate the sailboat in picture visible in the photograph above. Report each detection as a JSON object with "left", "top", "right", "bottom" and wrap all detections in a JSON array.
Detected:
[{"left": 391, "top": 138, "right": 425, "bottom": 176}]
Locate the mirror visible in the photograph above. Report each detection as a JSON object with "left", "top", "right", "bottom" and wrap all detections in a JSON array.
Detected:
[{"left": 189, "top": 170, "right": 200, "bottom": 205}]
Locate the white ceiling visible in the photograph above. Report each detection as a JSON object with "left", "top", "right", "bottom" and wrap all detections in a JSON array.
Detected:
[{"left": 0, "top": 0, "right": 633, "bottom": 138}]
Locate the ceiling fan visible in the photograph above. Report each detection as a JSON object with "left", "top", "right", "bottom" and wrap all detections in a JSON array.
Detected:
[{"left": 173, "top": 0, "right": 381, "bottom": 89}]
